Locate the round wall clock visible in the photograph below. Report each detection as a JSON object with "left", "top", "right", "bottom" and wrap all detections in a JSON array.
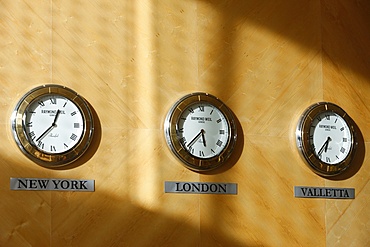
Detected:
[
  {"left": 296, "top": 102, "right": 357, "bottom": 176},
  {"left": 11, "top": 84, "right": 94, "bottom": 167},
  {"left": 164, "top": 92, "right": 237, "bottom": 171}
]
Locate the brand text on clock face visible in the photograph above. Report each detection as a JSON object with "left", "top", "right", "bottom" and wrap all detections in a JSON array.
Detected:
[
  {"left": 41, "top": 110, "right": 66, "bottom": 115},
  {"left": 191, "top": 116, "right": 212, "bottom": 123}
]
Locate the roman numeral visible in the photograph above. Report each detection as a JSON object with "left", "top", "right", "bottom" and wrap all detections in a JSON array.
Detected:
[
  {"left": 325, "top": 115, "right": 330, "bottom": 120},
  {"left": 340, "top": 127, "right": 345, "bottom": 131},
  {"left": 198, "top": 106, "right": 204, "bottom": 112},
  {"left": 26, "top": 122, "right": 33, "bottom": 127},
  {"left": 29, "top": 131, "right": 36, "bottom": 140},
  {"left": 38, "top": 101, "right": 45, "bottom": 106},
  {"left": 37, "top": 141, "right": 44, "bottom": 149},
  {"left": 199, "top": 151, "right": 205, "bottom": 157},
  {"left": 71, "top": 111, "right": 77, "bottom": 116},
  {"left": 326, "top": 157, "right": 330, "bottom": 163},
  {"left": 219, "top": 130, "right": 225, "bottom": 134},
  {"left": 210, "top": 109, "right": 214, "bottom": 115},
  {"left": 179, "top": 137, "right": 186, "bottom": 146},
  {"left": 216, "top": 119, "right": 222, "bottom": 123},
  {"left": 216, "top": 140, "right": 223, "bottom": 147},
  {"left": 343, "top": 137, "right": 347, "bottom": 142},
  {"left": 188, "top": 108, "right": 194, "bottom": 114},
  {"left": 64, "top": 143, "right": 68, "bottom": 149},
  {"left": 70, "top": 133, "right": 78, "bottom": 141},
  {"left": 50, "top": 97, "right": 56, "bottom": 104},
  {"left": 340, "top": 147, "right": 346, "bottom": 153},
  {"left": 50, "top": 145, "right": 56, "bottom": 152}
]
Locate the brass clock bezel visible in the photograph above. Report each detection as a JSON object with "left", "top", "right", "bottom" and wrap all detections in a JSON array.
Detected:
[
  {"left": 11, "top": 84, "right": 94, "bottom": 167},
  {"left": 296, "top": 102, "right": 357, "bottom": 176},
  {"left": 164, "top": 92, "right": 237, "bottom": 171}
]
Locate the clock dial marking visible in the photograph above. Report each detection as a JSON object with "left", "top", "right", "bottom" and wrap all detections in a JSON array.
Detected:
[{"left": 50, "top": 97, "right": 56, "bottom": 104}]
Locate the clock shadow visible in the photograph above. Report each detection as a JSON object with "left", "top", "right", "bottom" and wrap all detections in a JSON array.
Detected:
[
  {"left": 50, "top": 102, "right": 102, "bottom": 170},
  {"left": 199, "top": 112, "right": 244, "bottom": 175},
  {"left": 324, "top": 122, "right": 365, "bottom": 181}
]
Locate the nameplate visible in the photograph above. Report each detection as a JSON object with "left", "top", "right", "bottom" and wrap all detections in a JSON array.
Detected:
[
  {"left": 294, "top": 186, "right": 354, "bottom": 199},
  {"left": 10, "top": 178, "right": 95, "bottom": 192},
  {"left": 165, "top": 181, "right": 237, "bottom": 194}
]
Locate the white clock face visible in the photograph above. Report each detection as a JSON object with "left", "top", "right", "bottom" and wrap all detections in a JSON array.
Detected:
[
  {"left": 23, "top": 94, "right": 84, "bottom": 154},
  {"left": 309, "top": 111, "right": 352, "bottom": 165},
  {"left": 176, "top": 102, "right": 230, "bottom": 159}
]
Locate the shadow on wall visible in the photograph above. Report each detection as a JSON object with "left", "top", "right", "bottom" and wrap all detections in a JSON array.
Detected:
[
  {"left": 49, "top": 191, "right": 254, "bottom": 247},
  {"left": 1, "top": 169, "right": 255, "bottom": 247},
  {"left": 198, "top": 0, "right": 370, "bottom": 84},
  {"left": 0, "top": 109, "right": 248, "bottom": 246}
]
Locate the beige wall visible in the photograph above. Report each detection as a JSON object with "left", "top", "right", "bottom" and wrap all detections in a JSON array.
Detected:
[{"left": 0, "top": 0, "right": 369, "bottom": 246}]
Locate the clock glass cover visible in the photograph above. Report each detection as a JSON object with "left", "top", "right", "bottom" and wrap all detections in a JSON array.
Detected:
[
  {"left": 11, "top": 84, "right": 94, "bottom": 167},
  {"left": 296, "top": 102, "right": 357, "bottom": 176},
  {"left": 164, "top": 92, "right": 237, "bottom": 171}
]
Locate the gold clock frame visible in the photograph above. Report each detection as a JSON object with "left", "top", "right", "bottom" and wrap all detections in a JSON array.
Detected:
[
  {"left": 164, "top": 92, "right": 237, "bottom": 171},
  {"left": 11, "top": 84, "right": 94, "bottom": 167},
  {"left": 296, "top": 102, "right": 357, "bottom": 176}
]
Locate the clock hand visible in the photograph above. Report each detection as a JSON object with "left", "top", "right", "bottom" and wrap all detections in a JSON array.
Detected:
[
  {"left": 187, "top": 130, "right": 203, "bottom": 148},
  {"left": 36, "top": 110, "right": 61, "bottom": 142},
  {"left": 36, "top": 125, "right": 55, "bottom": 142},
  {"left": 201, "top": 129, "right": 206, "bottom": 147},
  {"left": 318, "top": 137, "right": 330, "bottom": 156},
  {"left": 52, "top": 109, "right": 61, "bottom": 126},
  {"left": 324, "top": 137, "right": 332, "bottom": 152}
]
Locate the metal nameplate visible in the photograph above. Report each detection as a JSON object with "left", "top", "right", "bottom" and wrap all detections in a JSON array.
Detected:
[
  {"left": 10, "top": 178, "right": 95, "bottom": 192},
  {"left": 165, "top": 181, "right": 237, "bottom": 194},
  {"left": 294, "top": 186, "right": 354, "bottom": 199}
]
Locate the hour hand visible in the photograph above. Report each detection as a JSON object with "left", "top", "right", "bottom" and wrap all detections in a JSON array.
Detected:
[
  {"left": 318, "top": 136, "right": 331, "bottom": 156},
  {"left": 324, "top": 137, "right": 332, "bottom": 152},
  {"left": 52, "top": 109, "right": 61, "bottom": 126},
  {"left": 201, "top": 129, "right": 206, "bottom": 147}
]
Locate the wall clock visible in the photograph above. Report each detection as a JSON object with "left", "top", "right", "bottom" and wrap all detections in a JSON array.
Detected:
[
  {"left": 11, "top": 84, "right": 94, "bottom": 167},
  {"left": 164, "top": 92, "right": 237, "bottom": 171},
  {"left": 296, "top": 102, "right": 357, "bottom": 176}
]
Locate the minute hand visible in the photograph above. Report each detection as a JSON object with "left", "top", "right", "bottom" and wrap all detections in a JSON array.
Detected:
[
  {"left": 187, "top": 130, "right": 203, "bottom": 148},
  {"left": 36, "top": 125, "right": 55, "bottom": 142}
]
